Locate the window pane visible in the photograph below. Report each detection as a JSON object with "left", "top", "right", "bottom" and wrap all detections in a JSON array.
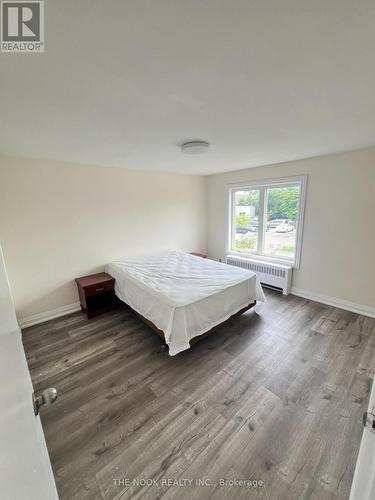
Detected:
[
  {"left": 233, "top": 189, "right": 260, "bottom": 252},
  {"left": 264, "top": 186, "right": 300, "bottom": 260}
]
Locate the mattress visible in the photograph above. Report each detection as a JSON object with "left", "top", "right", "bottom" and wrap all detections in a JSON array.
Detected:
[{"left": 105, "top": 251, "right": 265, "bottom": 355}]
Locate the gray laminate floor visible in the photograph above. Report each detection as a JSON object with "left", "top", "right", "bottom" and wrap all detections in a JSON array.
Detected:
[{"left": 22, "top": 290, "right": 375, "bottom": 500}]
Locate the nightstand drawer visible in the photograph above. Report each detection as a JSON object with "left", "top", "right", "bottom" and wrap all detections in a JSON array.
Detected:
[{"left": 84, "top": 280, "right": 114, "bottom": 297}]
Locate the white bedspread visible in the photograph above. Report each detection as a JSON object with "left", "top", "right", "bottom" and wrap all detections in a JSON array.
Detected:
[{"left": 106, "top": 251, "right": 264, "bottom": 355}]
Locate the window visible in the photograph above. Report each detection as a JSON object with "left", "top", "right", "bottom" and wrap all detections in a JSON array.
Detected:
[{"left": 228, "top": 176, "right": 307, "bottom": 267}]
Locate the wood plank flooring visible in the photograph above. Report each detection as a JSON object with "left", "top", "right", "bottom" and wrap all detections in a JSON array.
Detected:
[{"left": 22, "top": 290, "right": 375, "bottom": 500}]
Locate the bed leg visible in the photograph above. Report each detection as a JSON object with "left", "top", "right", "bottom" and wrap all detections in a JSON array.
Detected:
[{"left": 160, "top": 342, "right": 168, "bottom": 352}]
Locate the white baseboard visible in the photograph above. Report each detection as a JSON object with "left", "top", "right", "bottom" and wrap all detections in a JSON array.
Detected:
[
  {"left": 291, "top": 287, "right": 375, "bottom": 319},
  {"left": 17, "top": 288, "right": 375, "bottom": 329},
  {"left": 18, "top": 302, "right": 81, "bottom": 329}
]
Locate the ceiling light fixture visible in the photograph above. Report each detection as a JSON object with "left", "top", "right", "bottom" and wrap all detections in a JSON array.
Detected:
[{"left": 181, "top": 140, "right": 210, "bottom": 154}]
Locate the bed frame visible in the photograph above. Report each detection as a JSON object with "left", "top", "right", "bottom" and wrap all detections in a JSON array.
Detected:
[{"left": 127, "top": 300, "right": 257, "bottom": 352}]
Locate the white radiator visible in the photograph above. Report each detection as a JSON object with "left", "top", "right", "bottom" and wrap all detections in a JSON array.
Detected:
[{"left": 226, "top": 255, "right": 292, "bottom": 295}]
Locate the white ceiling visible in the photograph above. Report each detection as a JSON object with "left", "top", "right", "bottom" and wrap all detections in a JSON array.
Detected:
[{"left": 1, "top": 0, "right": 375, "bottom": 175}]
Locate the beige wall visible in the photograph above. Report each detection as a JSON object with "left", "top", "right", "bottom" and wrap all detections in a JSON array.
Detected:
[
  {"left": 1, "top": 148, "right": 374, "bottom": 322},
  {"left": 0, "top": 155, "right": 206, "bottom": 321},
  {"left": 207, "top": 147, "right": 375, "bottom": 312}
]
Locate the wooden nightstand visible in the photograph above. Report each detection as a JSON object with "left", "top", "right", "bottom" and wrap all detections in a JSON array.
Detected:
[
  {"left": 190, "top": 252, "right": 207, "bottom": 258},
  {"left": 75, "top": 272, "right": 115, "bottom": 319}
]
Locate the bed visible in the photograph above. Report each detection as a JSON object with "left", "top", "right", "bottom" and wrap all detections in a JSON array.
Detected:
[{"left": 105, "top": 251, "right": 264, "bottom": 355}]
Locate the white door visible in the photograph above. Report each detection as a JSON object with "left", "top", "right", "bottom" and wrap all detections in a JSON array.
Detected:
[
  {"left": 0, "top": 245, "right": 59, "bottom": 500},
  {"left": 350, "top": 381, "right": 375, "bottom": 500}
]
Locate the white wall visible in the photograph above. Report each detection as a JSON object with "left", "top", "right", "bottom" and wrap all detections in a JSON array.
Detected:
[
  {"left": 206, "top": 147, "right": 375, "bottom": 315},
  {"left": 1, "top": 148, "right": 374, "bottom": 323},
  {"left": 0, "top": 155, "right": 207, "bottom": 322}
]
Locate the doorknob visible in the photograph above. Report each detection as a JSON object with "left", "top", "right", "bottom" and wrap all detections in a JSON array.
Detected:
[
  {"left": 363, "top": 410, "right": 375, "bottom": 433},
  {"left": 32, "top": 387, "right": 58, "bottom": 415}
]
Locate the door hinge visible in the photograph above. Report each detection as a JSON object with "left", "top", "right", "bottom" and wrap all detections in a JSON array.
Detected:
[{"left": 363, "top": 410, "right": 375, "bottom": 433}]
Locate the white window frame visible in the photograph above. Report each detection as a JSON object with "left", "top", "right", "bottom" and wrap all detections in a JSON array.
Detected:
[{"left": 226, "top": 175, "right": 307, "bottom": 268}]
